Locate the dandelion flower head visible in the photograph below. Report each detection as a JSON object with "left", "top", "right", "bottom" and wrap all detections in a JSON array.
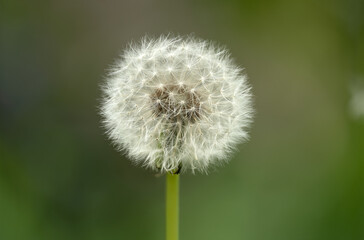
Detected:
[{"left": 101, "top": 36, "right": 253, "bottom": 173}]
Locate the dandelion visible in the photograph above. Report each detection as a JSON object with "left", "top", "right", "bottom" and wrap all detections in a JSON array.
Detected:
[
  {"left": 101, "top": 35, "right": 254, "bottom": 240},
  {"left": 101, "top": 36, "right": 253, "bottom": 174}
]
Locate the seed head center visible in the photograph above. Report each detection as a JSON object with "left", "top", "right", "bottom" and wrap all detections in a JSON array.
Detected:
[{"left": 150, "top": 84, "right": 201, "bottom": 123}]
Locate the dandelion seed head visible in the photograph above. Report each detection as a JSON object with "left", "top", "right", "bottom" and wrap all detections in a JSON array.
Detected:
[{"left": 101, "top": 36, "right": 254, "bottom": 173}]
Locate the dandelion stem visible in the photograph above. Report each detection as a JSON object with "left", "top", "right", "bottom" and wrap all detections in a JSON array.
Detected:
[{"left": 166, "top": 173, "right": 179, "bottom": 240}]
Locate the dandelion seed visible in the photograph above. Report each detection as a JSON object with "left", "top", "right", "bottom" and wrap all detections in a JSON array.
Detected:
[{"left": 101, "top": 36, "right": 254, "bottom": 173}]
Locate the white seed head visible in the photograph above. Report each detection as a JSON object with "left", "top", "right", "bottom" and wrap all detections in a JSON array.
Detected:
[{"left": 101, "top": 36, "right": 254, "bottom": 173}]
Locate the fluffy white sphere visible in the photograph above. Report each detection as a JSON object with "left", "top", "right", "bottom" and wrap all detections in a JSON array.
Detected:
[{"left": 101, "top": 36, "right": 253, "bottom": 173}]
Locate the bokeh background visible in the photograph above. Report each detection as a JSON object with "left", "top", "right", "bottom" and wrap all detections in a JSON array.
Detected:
[{"left": 1, "top": 0, "right": 364, "bottom": 239}]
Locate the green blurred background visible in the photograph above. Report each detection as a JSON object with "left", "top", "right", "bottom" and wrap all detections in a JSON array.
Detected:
[{"left": 1, "top": 0, "right": 364, "bottom": 239}]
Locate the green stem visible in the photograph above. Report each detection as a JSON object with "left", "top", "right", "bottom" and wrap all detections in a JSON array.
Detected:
[{"left": 166, "top": 173, "right": 179, "bottom": 240}]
